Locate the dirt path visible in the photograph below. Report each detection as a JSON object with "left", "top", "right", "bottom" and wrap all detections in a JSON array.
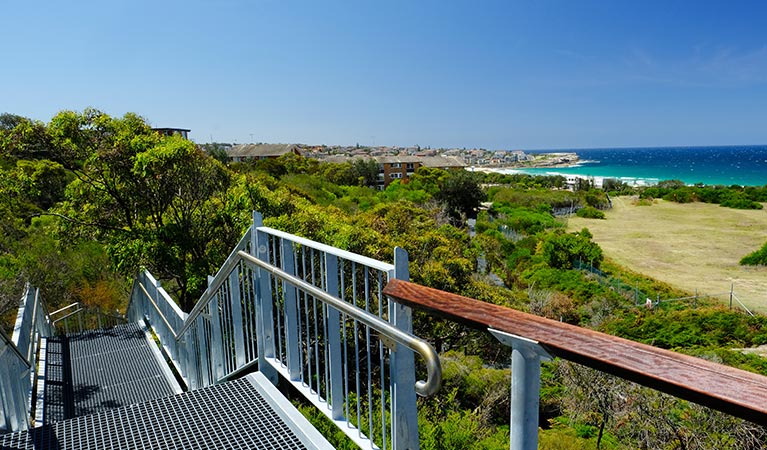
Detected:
[{"left": 567, "top": 197, "right": 767, "bottom": 313}]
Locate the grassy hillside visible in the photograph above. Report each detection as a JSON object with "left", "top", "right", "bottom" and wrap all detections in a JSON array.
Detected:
[{"left": 567, "top": 197, "right": 767, "bottom": 312}]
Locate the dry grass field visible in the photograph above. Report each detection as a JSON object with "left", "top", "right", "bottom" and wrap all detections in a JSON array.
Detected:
[{"left": 567, "top": 197, "right": 767, "bottom": 313}]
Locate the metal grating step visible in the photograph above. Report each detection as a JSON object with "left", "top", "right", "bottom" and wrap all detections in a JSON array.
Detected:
[
  {"left": 42, "top": 322, "right": 180, "bottom": 424},
  {"left": 1, "top": 374, "right": 333, "bottom": 450}
]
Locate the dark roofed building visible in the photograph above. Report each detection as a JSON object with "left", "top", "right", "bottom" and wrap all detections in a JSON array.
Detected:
[
  {"left": 419, "top": 155, "right": 465, "bottom": 169},
  {"left": 227, "top": 143, "right": 302, "bottom": 162}
]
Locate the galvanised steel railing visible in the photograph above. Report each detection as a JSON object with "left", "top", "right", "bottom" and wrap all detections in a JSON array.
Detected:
[
  {"left": 50, "top": 302, "right": 127, "bottom": 335},
  {"left": 1, "top": 284, "right": 53, "bottom": 433},
  {"left": 127, "top": 211, "right": 441, "bottom": 450},
  {"left": 127, "top": 271, "right": 189, "bottom": 381}
]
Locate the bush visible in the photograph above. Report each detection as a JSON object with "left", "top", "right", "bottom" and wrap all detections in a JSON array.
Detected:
[
  {"left": 662, "top": 187, "right": 696, "bottom": 203},
  {"left": 741, "top": 241, "right": 767, "bottom": 266},
  {"left": 720, "top": 195, "right": 763, "bottom": 210},
  {"left": 601, "top": 307, "right": 767, "bottom": 349},
  {"left": 575, "top": 206, "right": 605, "bottom": 219}
]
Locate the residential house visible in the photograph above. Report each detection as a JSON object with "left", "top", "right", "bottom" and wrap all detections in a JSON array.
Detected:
[
  {"left": 324, "top": 155, "right": 465, "bottom": 189},
  {"left": 226, "top": 143, "right": 302, "bottom": 163}
]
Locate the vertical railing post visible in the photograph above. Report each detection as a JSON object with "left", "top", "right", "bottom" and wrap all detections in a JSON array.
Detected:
[
  {"left": 390, "top": 247, "right": 418, "bottom": 450},
  {"left": 325, "top": 253, "right": 344, "bottom": 420},
  {"left": 197, "top": 314, "right": 211, "bottom": 387},
  {"left": 229, "top": 266, "right": 247, "bottom": 370},
  {"left": 280, "top": 238, "right": 301, "bottom": 381},
  {"left": 254, "top": 211, "right": 278, "bottom": 384},
  {"left": 489, "top": 330, "right": 552, "bottom": 450},
  {"left": 176, "top": 309, "right": 191, "bottom": 389},
  {"left": 209, "top": 292, "right": 225, "bottom": 383}
]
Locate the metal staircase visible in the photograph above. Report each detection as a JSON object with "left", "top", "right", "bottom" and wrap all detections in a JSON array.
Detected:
[
  {"left": 1, "top": 211, "right": 441, "bottom": 450},
  {"left": 1, "top": 299, "right": 336, "bottom": 450}
]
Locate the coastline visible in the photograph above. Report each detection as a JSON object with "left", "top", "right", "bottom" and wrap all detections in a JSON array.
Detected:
[
  {"left": 470, "top": 146, "right": 767, "bottom": 187},
  {"left": 473, "top": 166, "right": 658, "bottom": 187}
]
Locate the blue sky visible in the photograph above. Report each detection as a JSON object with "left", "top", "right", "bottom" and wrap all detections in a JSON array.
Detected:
[{"left": 2, "top": 1, "right": 766, "bottom": 149}]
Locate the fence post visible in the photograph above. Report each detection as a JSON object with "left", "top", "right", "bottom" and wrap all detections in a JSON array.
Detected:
[
  {"left": 390, "top": 247, "right": 419, "bottom": 450},
  {"left": 730, "top": 284, "right": 734, "bottom": 310}
]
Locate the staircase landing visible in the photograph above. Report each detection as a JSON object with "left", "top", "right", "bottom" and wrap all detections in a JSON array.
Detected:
[
  {"left": 41, "top": 322, "right": 181, "bottom": 424},
  {"left": 0, "top": 373, "right": 333, "bottom": 450}
]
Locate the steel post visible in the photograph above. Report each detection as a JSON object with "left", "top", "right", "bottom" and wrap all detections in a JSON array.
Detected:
[
  {"left": 490, "top": 329, "right": 552, "bottom": 450},
  {"left": 254, "top": 212, "right": 278, "bottom": 385},
  {"left": 280, "top": 238, "right": 301, "bottom": 381},
  {"left": 390, "top": 247, "right": 418, "bottom": 450}
]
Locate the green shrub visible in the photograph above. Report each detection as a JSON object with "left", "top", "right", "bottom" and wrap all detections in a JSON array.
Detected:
[
  {"left": 575, "top": 206, "right": 605, "bottom": 219},
  {"left": 720, "top": 195, "right": 763, "bottom": 210},
  {"left": 741, "top": 241, "right": 767, "bottom": 266}
]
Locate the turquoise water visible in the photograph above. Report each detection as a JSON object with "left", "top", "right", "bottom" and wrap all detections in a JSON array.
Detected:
[{"left": 495, "top": 146, "right": 767, "bottom": 187}]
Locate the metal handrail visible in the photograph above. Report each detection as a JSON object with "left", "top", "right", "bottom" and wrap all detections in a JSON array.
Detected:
[
  {"left": 237, "top": 250, "right": 442, "bottom": 397},
  {"left": 137, "top": 281, "right": 179, "bottom": 339},
  {"left": 177, "top": 225, "right": 397, "bottom": 340},
  {"left": 258, "top": 226, "right": 396, "bottom": 273},
  {"left": 0, "top": 325, "right": 31, "bottom": 370},
  {"left": 175, "top": 249, "right": 246, "bottom": 339},
  {"left": 51, "top": 308, "right": 85, "bottom": 325},
  {"left": 164, "top": 246, "right": 441, "bottom": 396},
  {"left": 49, "top": 302, "right": 80, "bottom": 317},
  {"left": 173, "top": 228, "right": 252, "bottom": 339}
]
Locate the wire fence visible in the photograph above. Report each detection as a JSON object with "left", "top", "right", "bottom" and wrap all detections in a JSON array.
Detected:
[{"left": 574, "top": 260, "right": 757, "bottom": 316}]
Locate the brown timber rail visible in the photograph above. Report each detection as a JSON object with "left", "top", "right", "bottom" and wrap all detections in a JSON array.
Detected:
[{"left": 384, "top": 279, "right": 767, "bottom": 425}]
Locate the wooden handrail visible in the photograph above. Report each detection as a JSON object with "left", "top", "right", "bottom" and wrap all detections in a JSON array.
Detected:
[{"left": 383, "top": 278, "right": 767, "bottom": 424}]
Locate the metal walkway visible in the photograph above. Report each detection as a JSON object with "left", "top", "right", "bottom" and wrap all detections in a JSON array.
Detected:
[
  {"left": 0, "top": 373, "right": 332, "bottom": 450},
  {"left": 41, "top": 322, "right": 181, "bottom": 424}
]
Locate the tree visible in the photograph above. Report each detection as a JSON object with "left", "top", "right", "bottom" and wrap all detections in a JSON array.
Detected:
[
  {"left": 436, "top": 170, "right": 486, "bottom": 224},
  {"left": 0, "top": 114, "right": 52, "bottom": 161},
  {"left": 200, "top": 143, "right": 230, "bottom": 164},
  {"left": 537, "top": 228, "right": 603, "bottom": 270},
  {"left": 49, "top": 109, "right": 242, "bottom": 310},
  {"left": 350, "top": 158, "right": 379, "bottom": 188}
]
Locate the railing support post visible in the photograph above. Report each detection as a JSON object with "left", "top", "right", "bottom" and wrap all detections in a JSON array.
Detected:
[
  {"left": 490, "top": 329, "right": 552, "bottom": 450},
  {"left": 197, "top": 314, "right": 211, "bottom": 387},
  {"left": 209, "top": 292, "right": 225, "bottom": 382},
  {"left": 390, "top": 247, "right": 418, "bottom": 450},
  {"left": 254, "top": 211, "right": 278, "bottom": 385},
  {"left": 324, "top": 253, "right": 344, "bottom": 420},
  {"left": 229, "top": 267, "right": 247, "bottom": 370},
  {"left": 280, "top": 238, "right": 301, "bottom": 381}
]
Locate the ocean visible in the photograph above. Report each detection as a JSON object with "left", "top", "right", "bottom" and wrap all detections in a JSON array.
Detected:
[{"left": 492, "top": 145, "right": 767, "bottom": 187}]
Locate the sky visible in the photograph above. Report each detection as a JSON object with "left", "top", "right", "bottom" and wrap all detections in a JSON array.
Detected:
[{"left": 2, "top": 0, "right": 767, "bottom": 150}]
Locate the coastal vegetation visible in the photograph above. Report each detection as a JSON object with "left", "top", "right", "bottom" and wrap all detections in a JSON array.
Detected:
[
  {"left": 1, "top": 110, "right": 766, "bottom": 448},
  {"left": 630, "top": 179, "right": 766, "bottom": 210}
]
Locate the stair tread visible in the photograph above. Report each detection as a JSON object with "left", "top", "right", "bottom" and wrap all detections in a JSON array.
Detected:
[{"left": 1, "top": 376, "right": 310, "bottom": 450}]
